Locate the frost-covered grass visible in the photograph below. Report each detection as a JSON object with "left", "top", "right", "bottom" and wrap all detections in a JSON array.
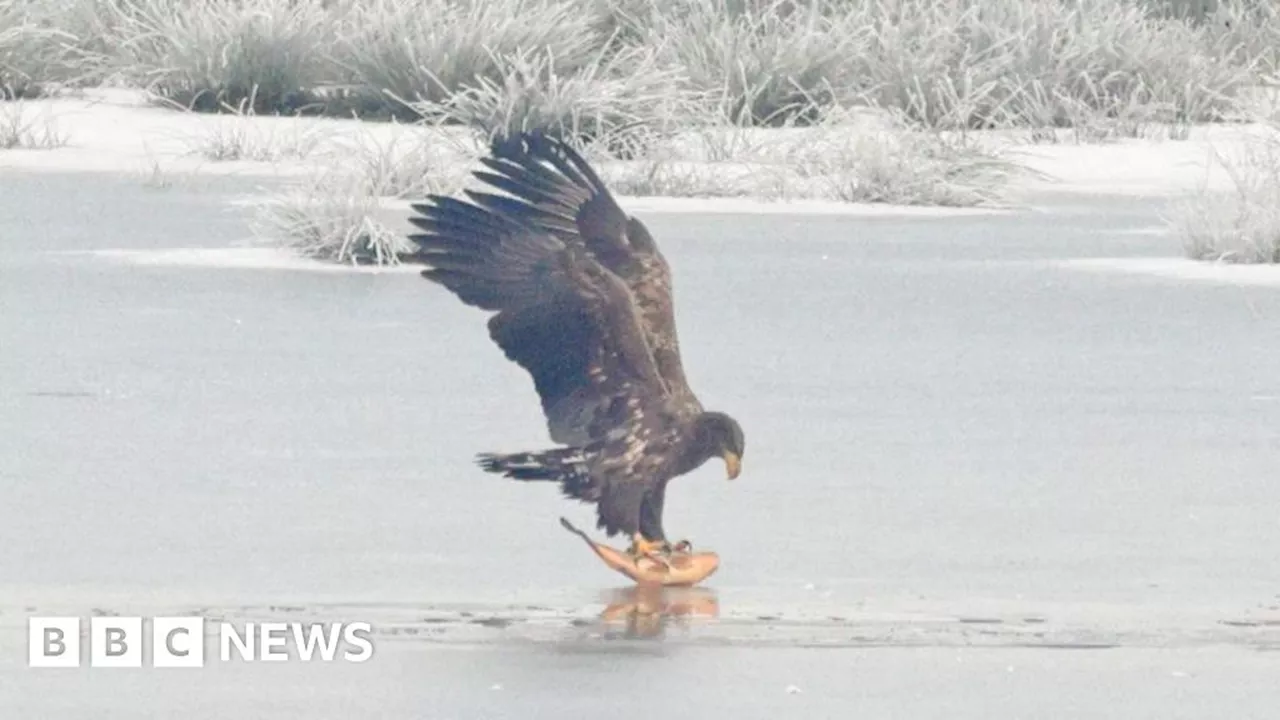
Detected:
[
  {"left": 190, "top": 118, "right": 326, "bottom": 162},
  {"left": 424, "top": 45, "right": 698, "bottom": 158},
  {"left": 96, "top": 0, "right": 337, "bottom": 114},
  {"left": 8, "top": 0, "right": 1280, "bottom": 264},
  {"left": 180, "top": 95, "right": 332, "bottom": 161},
  {"left": 251, "top": 169, "right": 416, "bottom": 265},
  {"left": 249, "top": 125, "right": 474, "bottom": 264},
  {"left": 0, "top": 101, "right": 67, "bottom": 149},
  {"left": 836, "top": 0, "right": 1262, "bottom": 131},
  {"left": 246, "top": 107, "right": 1028, "bottom": 264},
  {"left": 0, "top": 2, "right": 96, "bottom": 98},
  {"left": 331, "top": 0, "right": 606, "bottom": 120},
  {"left": 1170, "top": 124, "right": 1280, "bottom": 264},
  {"left": 780, "top": 125, "right": 1028, "bottom": 206},
  {"left": 593, "top": 108, "right": 1033, "bottom": 206},
  {"left": 6, "top": 0, "right": 1277, "bottom": 131}
]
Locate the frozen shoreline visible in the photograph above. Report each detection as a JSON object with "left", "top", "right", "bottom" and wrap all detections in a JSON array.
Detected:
[
  {"left": 7, "top": 89, "right": 1280, "bottom": 284},
  {"left": 4, "top": 88, "right": 1275, "bottom": 203},
  {"left": 1059, "top": 257, "right": 1280, "bottom": 287}
]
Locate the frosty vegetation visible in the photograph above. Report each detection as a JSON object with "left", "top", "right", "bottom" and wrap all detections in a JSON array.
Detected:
[{"left": 3, "top": 0, "right": 1279, "bottom": 263}]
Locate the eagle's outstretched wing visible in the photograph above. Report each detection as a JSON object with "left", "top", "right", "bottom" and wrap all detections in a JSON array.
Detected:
[
  {"left": 466, "top": 132, "right": 704, "bottom": 442},
  {"left": 406, "top": 166, "right": 670, "bottom": 451}
]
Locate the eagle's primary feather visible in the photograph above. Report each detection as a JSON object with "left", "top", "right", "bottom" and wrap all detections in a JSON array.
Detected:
[{"left": 406, "top": 131, "right": 744, "bottom": 544}]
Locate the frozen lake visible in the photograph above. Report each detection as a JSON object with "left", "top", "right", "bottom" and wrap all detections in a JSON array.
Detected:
[{"left": 2, "top": 170, "right": 1278, "bottom": 717}]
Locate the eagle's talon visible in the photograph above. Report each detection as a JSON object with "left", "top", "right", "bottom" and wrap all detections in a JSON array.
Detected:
[
  {"left": 672, "top": 539, "right": 693, "bottom": 554},
  {"left": 629, "top": 535, "right": 671, "bottom": 569}
]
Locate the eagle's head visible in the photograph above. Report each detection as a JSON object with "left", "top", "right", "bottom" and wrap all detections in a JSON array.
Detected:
[{"left": 694, "top": 411, "right": 745, "bottom": 480}]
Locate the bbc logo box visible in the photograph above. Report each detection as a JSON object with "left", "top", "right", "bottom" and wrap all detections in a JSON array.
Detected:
[{"left": 29, "top": 616, "right": 206, "bottom": 668}]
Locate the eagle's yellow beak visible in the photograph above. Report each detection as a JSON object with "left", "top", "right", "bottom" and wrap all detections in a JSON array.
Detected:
[{"left": 722, "top": 451, "right": 741, "bottom": 480}]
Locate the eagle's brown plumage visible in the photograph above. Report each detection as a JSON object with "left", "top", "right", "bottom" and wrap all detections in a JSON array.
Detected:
[{"left": 406, "top": 131, "right": 745, "bottom": 548}]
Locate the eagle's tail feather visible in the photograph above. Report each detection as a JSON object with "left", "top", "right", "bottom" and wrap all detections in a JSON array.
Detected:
[{"left": 476, "top": 448, "right": 598, "bottom": 502}]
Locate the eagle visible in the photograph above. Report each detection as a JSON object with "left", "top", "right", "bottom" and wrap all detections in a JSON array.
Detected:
[{"left": 405, "top": 131, "right": 745, "bottom": 562}]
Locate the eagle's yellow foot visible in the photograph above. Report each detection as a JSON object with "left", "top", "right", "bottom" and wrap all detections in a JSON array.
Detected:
[{"left": 628, "top": 535, "right": 670, "bottom": 568}]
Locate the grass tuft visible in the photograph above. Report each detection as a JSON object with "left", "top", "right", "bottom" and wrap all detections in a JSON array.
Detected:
[
  {"left": 0, "top": 5, "right": 87, "bottom": 98},
  {"left": 252, "top": 169, "right": 413, "bottom": 265},
  {"left": 1170, "top": 127, "right": 1280, "bottom": 264},
  {"left": 598, "top": 156, "right": 759, "bottom": 198},
  {"left": 782, "top": 130, "right": 1023, "bottom": 207},
  {"left": 250, "top": 126, "right": 470, "bottom": 264},
  {"left": 0, "top": 101, "right": 68, "bottom": 149},
  {"left": 425, "top": 44, "right": 696, "bottom": 159},
  {"left": 331, "top": 0, "right": 604, "bottom": 121},
  {"left": 648, "top": 0, "right": 865, "bottom": 126},
  {"left": 335, "top": 127, "right": 472, "bottom": 199},
  {"left": 103, "top": 0, "right": 337, "bottom": 114},
  {"left": 182, "top": 95, "right": 331, "bottom": 161}
]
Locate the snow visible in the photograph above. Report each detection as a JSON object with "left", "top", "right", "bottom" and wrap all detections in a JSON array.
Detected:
[
  {"left": 1059, "top": 257, "right": 1280, "bottom": 287},
  {"left": 52, "top": 248, "right": 424, "bottom": 273},
  {"left": 6, "top": 88, "right": 1275, "bottom": 204}
]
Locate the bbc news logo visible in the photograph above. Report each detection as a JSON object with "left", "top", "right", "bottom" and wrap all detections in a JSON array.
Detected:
[{"left": 29, "top": 617, "right": 374, "bottom": 668}]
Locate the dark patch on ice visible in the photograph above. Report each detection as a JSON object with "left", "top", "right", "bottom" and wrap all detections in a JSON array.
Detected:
[{"left": 1014, "top": 642, "right": 1119, "bottom": 650}]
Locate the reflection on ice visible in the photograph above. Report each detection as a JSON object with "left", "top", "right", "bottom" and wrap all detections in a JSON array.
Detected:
[{"left": 594, "top": 585, "right": 721, "bottom": 640}]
